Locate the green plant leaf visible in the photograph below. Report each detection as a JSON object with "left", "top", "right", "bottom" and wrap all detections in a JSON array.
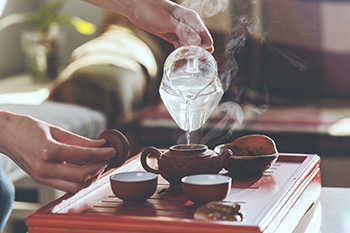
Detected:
[
  {"left": 36, "top": 0, "right": 66, "bottom": 21},
  {"left": 34, "top": 0, "right": 66, "bottom": 33},
  {"left": 55, "top": 15, "right": 96, "bottom": 35},
  {"left": 0, "top": 13, "right": 35, "bottom": 31},
  {"left": 0, "top": 0, "right": 95, "bottom": 35}
]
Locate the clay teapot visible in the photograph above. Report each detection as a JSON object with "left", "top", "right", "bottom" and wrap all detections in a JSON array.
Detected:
[{"left": 140, "top": 144, "right": 232, "bottom": 186}]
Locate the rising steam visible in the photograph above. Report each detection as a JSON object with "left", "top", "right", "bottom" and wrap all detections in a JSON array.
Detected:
[
  {"left": 261, "top": 33, "right": 310, "bottom": 72},
  {"left": 174, "top": 0, "right": 311, "bottom": 146},
  {"left": 200, "top": 101, "right": 244, "bottom": 146},
  {"left": 221, "top": 16, "right": 252, "bottom": 94}
]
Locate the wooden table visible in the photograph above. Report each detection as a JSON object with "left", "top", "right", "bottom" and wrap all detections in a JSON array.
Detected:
[
  {"left": 291, "top": 187, "right": 350, "bottom": 233},
  {"left": 25, "top": 153, "right": 322, "bottom": 233},
  {"left": 320, "top": 187, "right": 350, "bottom": 233}
]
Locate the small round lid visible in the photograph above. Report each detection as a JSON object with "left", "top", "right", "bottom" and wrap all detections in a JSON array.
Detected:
[
  {"left": 98, "top": 129, "right": 130, "bottom": 170},
  {"left": 167, "top": 144, "right": 213, "bottom": 158}
]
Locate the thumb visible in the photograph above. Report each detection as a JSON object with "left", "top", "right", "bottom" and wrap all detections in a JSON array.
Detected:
[{"left": 174, "top": 21, "right": 202, "bottom": 46}]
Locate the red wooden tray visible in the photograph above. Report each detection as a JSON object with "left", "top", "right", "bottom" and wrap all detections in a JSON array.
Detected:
[{"left": 26, "top": 153, "right": 321, "bottom": 233}]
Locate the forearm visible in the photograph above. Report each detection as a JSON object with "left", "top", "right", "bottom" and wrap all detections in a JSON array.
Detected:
[
  {"left": 0, "top": 111, "right": 19, "bottom": 156},
  {"left": 80, "top": 0, "right": 135, "bottom": 19}
]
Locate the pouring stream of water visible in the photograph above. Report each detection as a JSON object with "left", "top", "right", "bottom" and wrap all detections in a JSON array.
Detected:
[{"left": 159, "top": 46, "right": 223, "bottom": 149}]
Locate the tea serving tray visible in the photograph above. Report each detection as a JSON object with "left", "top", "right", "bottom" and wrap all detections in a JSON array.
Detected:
[{"left": 25, "top": 153, "right": 321, "bottom": 233}]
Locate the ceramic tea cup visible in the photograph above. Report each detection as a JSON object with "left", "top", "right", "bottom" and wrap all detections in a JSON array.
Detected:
[
  {"left": 110, "top": 171, "right": 158, "bottom": 202},
  {"left": 181, "top": 174, "right": 231, "bottom": 204}
]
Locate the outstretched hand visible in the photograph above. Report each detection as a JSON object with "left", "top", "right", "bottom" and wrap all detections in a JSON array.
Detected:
[
  {"left": 128, "top": 0, "right": 213, "bottom": 53},
  {"left": 81, "top": 0, "right": 214, "bottom": 53},
  {"left": 0, "top": 112, "right": 116, "bottom": 193}
]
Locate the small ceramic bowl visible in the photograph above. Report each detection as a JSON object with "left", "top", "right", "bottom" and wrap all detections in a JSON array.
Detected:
[
  {"left": 214, "top": 144, "right": 279, "bottom": 175},
  {"left": 181, "top": 174, "right": 231, "bottom": 204},
  {"left": 110, "top": 171, "right": 158, "bottom": 202}
]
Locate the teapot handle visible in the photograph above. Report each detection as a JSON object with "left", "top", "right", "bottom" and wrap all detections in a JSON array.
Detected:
[{"left": 140, "top": 147, "right": 161, "bottom": 174}]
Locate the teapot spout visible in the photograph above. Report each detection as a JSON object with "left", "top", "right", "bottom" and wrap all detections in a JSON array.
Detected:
[{"left": 213, "top": 149, "right": 233, "bottom": 170}]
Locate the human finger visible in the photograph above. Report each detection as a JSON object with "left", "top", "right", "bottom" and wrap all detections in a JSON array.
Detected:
[
  {"left": 172, "top": 7, "right": 214, "bottom": 53},
  {"left": 174, "top": 21, "right": 201, "bottom": 47},
  {"left": 50, "top": 127, "right": 107, "bottom": 148},
  {"left": 173, "top": 22, "right": 213, "bottom": 53},
  {"left": 32, "top": 160, "right": 108, "bottom": 184},
  {"left": 198, "top": 28, "right": 214, "bottom": 53},
  {"left": 37, "top": 141, "right": 116, "bottom": 166},
  {"left": 33, "top": 173, "right": 101, "bottom": 193}
]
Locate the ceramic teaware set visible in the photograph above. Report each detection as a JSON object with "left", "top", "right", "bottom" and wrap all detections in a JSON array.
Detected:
[{"left": 98, "top": 46, "right": 277, "bottom": 203}]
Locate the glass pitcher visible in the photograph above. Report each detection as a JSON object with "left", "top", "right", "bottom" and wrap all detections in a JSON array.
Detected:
[{"left": 159, "top": 46, "right": 223, "bottom": 132}]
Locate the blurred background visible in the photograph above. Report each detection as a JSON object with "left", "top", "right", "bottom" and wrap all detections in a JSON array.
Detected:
[
  {"left": 0, "top": 0, "right": 102, "bottom": 78},
  {"left": 1, "top": 0, "right": 350, "bottom": 232}
]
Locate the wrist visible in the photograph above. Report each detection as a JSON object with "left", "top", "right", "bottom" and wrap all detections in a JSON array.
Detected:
[
  {"left": 0, "top": 111, "right": 19, "bottom": 155},
  {"left": 0, "top": 111, "right": 11, "bottom": 154},
  {"left": 114, "top": 0, "right": 135, "bottom": 19},
  {"left": 80, "top": 0, "right": 135, "bottom": 19}
]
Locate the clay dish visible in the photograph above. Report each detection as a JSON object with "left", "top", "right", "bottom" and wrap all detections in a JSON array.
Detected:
[
  {"left": 214, "top": 134, "right": 279, "bottom": 175},
  {"left": 110, "top": 171, "right": 158, "bottom": 202},
  {"left": 181, "top": 174, "right": 231, "bottom": 204}
]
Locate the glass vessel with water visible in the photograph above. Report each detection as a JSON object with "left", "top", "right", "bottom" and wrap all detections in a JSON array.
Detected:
[{"left": 159, "top": 46, "right": 223, "bottom": 135}]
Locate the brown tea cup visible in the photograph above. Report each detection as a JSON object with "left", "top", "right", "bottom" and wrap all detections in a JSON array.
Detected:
[
  {"left": 110, "top": 171, "right": 158, "bottom": 202},
  {"left": 181, "top": 174, "right": 231, "bottom": 204}
]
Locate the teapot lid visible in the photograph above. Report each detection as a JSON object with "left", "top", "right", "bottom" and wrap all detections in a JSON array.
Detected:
[{"left": 167, "top": 144, "right": 213, "bottom": 157}]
